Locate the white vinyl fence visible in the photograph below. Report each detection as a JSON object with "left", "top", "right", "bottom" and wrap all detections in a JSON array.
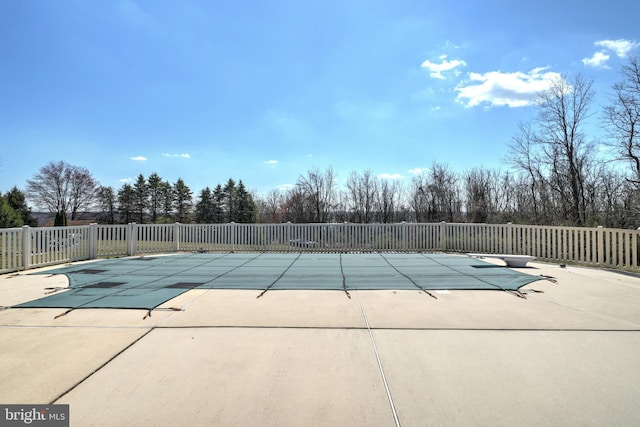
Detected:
[{"left": 1, "top": 222, "right": 638, "bottom": 274}]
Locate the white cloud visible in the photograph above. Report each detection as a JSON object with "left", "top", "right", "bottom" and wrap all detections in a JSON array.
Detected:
[
  {"left": 119, "top": 177, "right": 133, "bottom": 183},
  {"left": 264, "top": 160, "right": 278, "bottom": 165},
  {"left": 421, "top": 55, "right": 467, "bottom": 79},
  {"left": 378, "top": 173, "right": 404, "bottom": 180},
  {"left": 408, "top": 168, "right": 427, "bottom": 175},
  {"left": 583, "top": 39, "right": 639, "bottom": 68},
  {"left": 582, "top": 51, "right": 611, "bottom": 68},
  {"left": 595, "top": 39, "right": 638, "bottom": 58},
  {"left": 162, "top": 153, "right": 190, "bottom": 158},
  {"left": 455, "top": 67, "right": 562, "bottom": 108},
  {"left": 130, "top": 156, "right": 147, "bottom": 161}
]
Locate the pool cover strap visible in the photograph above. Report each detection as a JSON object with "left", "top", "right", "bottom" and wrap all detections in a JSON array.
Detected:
[
  {"left": 256, "top": 253, "right": 301, "bottom": 298},
  {"left": 380, "top": 253, "right": 437, "bottom": 299}
]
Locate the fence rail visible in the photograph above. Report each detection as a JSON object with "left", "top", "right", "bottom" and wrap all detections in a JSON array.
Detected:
[{"left": 1, "top": 222, "right": 639, "bottom": 274}]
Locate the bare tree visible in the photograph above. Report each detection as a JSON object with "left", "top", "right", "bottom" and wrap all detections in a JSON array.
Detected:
[
  {"left": 412, "top": 162, "right": 461, "bottom": 222},
  {"left": 378, "top": 178, "right": 403, "bottom": 223},
  {"left": 464, "top": 167, "right": 498, "bottom": 223},
  {"left": 537, "top": 74, "right": 595, "bottom": 225},
  {"left": 333, "top": 190, "right": 350, "bottom": 223},
  {"left": 256, "top": 189, "right": 285, "bottom": 223},
  {"left": 280, "top": 187, "right": 307, "bottom": 223},
  {"left": 506, "top": 122, "right": 546, "bottom": 223},
  {"left": 506, "top": 74, "right": 596, "bottom": 225},
  {"left": 26, "top": 161, "right": 98, "bottom": 220},
  {"left": 296, "top": 167, "right": 337, "bottom": 222},
  {"left": 345, "top": 170, "right": 378, "bottom": 223},
  {"left": 410, "top": 173, "right": 429, "bottom": 222},
  {"left": 603, "top": 55, "right": 640, "bottom": 183},
  {"left": 591, "top": 166, "right": 640, "bottom": 228}
]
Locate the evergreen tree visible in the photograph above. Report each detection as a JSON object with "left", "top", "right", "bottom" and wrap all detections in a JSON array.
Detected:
[
  {"left": 174, "top": 178, "right": 193, "bottom": 223},
  {"left": 132, "top": 174, "right": 149, "bottom": 223},
  {"left": 147, "top": 172, "right": 163, "bottom": 223},
  {"left": 195, "top": 187, "right": 214, "bottom": 223},
  {"left": 159, "top": 181, "right": 174, "bottom": 222},
  {"left": 235, "top": 180, "right": 257, "bottom": 223},
  {"left": 54, "top": 209, "right": 68, "bottom": 226},
  {"left": 223, "top": 178, "right": 236, "bottom": 222},
  {"left": 212, "top": 184, "right": 225, "bottom": 223},
  {"left": 0, "top": 195, "right": 23, "bottom": 228},
  {"left": 117, "top": 184, "right": 135, "bottom": 224},
  {"left": 5, "top": 187, "right": 37, "bottom": 226}
]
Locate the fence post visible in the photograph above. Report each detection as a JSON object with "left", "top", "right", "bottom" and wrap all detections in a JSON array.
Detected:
[
  {"left": 127, "top": 223, "right": 137, "bottom": 256},
  {"left": 230, "top": 222, "right": 236, "bottom": 251},
  {"left": 597, "top": 225, "right": 604, "bottom": 266},
  {"left": 89, "top": 223, "right": 98, "bottom": 259},
  {"left": 635, "top": 228, "right": 640, "bottom": 269},
  {"left": 506, "top": 222, "right": 513, "bottom": 254},
  {"left": 21, "top": 225, "right": 31, "bottom": 271},
  {"left": 174, "top": 222, "right": 181, "bottom": 252},
  {"left": 401, "top": 221, "right": 407, "bottom": 251},
  {"left": 439, "top": 221, "right": 447, "bottom": 251}
]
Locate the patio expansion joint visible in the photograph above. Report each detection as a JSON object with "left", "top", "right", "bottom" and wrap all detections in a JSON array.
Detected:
[
  {"left": 355, "top": 290, "right": 401, "bottom": 427},
  {"left": 49, "top": 326, "right": 156, "bottom": 405},
  {"left": 1, "top": 323, "right": 638, "bottom": 332},
  {"left": 148, "top": 325, "right": 640, "bottom": 332}
]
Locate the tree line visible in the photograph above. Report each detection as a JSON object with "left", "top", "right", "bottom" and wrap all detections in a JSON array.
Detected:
[
  {"left": 3, "top": 56, "right": 640, "bottom": 229},
  {"left": 1, "top": 167, "right": 260, "bottom": 227},
  {"left": 94, "top": 174, "right": 257, "bottom": 225},
  {"left": 95, "top": 173, "right": 194, "bottom": 224}
]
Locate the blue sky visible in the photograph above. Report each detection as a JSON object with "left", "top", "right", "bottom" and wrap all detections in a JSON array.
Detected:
[{"left": 1, "top": 0, "right": 639, "bottom": 200}]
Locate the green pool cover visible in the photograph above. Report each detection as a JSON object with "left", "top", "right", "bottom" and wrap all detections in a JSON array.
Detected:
[{"left": 17, "top": 253, "right": 541, "bottom": 310}]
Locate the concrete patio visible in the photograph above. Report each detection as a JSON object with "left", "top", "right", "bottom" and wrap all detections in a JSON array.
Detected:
[{"left": 1, "top": 256, "right": 639, "bottom": 426}]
